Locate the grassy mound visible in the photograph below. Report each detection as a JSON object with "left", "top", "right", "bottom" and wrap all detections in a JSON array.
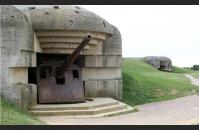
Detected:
[
  {"left": 0, "top": 98, "right": 44, "bottom": 125},
  {"left": 122, "top": 58, "right": 199, "bottom": 106}
]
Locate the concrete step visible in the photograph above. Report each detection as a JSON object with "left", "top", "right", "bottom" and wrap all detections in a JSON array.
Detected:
[
  {"left": 101, "top": 105, "right": 135, "bottom": 117},
  {"left": 30, "top": 102, "right": 127, "bottom": 116},
  {"left": 71, "top": 105, "right": 135, "bottom": 118},
  {"left": 29, "top": 100, "right": 119, "bottom": 111},
  {"left": 29, "top": 98, "right": 135, "bottom": 117}
]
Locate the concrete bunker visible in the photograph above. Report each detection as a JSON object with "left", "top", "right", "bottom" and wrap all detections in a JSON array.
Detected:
[
  {"left": 144, "top": 56, "right": 172, "bottom": 71},
  {"left": 0, "top": 5, "right": 122, "bottom": 110}
]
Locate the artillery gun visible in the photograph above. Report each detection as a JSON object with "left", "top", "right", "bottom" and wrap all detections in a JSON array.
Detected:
[{"left": 36, "top": 34, "right": 91, "bottom": 103}]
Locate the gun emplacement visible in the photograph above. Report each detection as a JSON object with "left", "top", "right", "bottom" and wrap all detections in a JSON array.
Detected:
[{"left": 55, "top": 34, "right": 92, "bottom": 78}]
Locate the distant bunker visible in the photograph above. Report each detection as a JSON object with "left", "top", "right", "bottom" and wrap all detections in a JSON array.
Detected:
[
  {"left": 144, "top": 56, "right": 172, "bottom": 71},
  {"left": 0, "top": 5, "right": 122, "bottom": 110}
]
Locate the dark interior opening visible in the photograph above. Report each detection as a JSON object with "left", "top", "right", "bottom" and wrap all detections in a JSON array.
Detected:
[
  {"left": 56, "top": 76, "right": 65, "bottom": 84},
  {"left": 40, "top": 69, "right": 47, "bottom": 79},
  {"left": 36, "top": 53, "right": 85, "bottom": 81},
  {"left": 159, "top": 65, "right": 165, "bottom": 71},
  {"left": 53, "top": 6, "right": 59, "bottom": 9},
  {"left": 28, "top": 67, "right": 37, "bottom": 84},
  {"left": 37, "top": 53, "right": 85, "bottom": 67},
  {"left": 83, "top": 81, "right": 85, "bottom": 96},
  {"left": 72, "top": 70, "right": 79, "bottom": 78},
  {"left": 159, "top": 61, "right": 167, "bottom": 71},
  {"left": 40, "top": 66, "right": 52, "bottom": 79}
]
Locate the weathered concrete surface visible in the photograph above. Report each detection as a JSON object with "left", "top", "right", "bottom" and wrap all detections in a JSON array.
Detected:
[
  {"left": 36, "top": 31, "right": 105, "bottom": 55},
  {"left": 82, "top": 68, "right": 121, "bottom": 80},
  {"left": 103, "top": 25, "right": 122, "bottom": 55},
  {"left": 16, "top": 5, "right": 114, "bottom": 34},
  {"left": 30, "top": 98, "right": 134, "bottom": 117},
  {"left": 144, "top": 56, "right": 172, "bottom": 71},
  {"left": 0, "top": 6, "right": 34, "bottom": 105},
  {"left": 85, "top": 55, "right": 122, "bottom": 67},
  {"left": 2, "top": 83, "right": 37, "bottom": 110},
  {"left": 9, "top": 67, "right": 28, "bottom": 84},
  {"left": 85, "top": 80, "right": 122, "bottom": 100},
  {"left": 185, "top": 74, "right": 199, "bottom": 86},
  {"left": 37, "top": 95, "right": 199, "bottom": 125}
]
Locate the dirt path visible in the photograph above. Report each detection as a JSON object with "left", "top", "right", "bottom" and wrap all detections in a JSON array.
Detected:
[
  {"left": 38, "top": 95, "right": 199, "bottom": 125},
  {"left": 185, "top": 74, "right": 199, "bottom": 86}
]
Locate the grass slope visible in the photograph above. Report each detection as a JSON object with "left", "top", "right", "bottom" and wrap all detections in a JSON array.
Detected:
[
  {"left": 172, "top": 65, "right": 199, "bottom": 78},
  {"left": 190, "top": 72, "right": 199, "bottom": 78},
  {"left": 172, "top": 66, "right": 194, "bottom": 73},
  {"left": 122, "top": 58, "right": 199, "bottom": 106},
  {"left": 0, "top": 98, "right": 44, "bottom": 125}
]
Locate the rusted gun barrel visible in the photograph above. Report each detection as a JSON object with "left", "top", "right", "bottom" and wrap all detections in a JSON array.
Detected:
[{"left": 55, "top": 34, "right": 92, "bottom": 78}]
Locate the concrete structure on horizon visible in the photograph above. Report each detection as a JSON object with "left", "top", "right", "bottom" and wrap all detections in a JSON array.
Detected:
[{"left": 144, "top": 56, "right": 172, "bottom": 71}]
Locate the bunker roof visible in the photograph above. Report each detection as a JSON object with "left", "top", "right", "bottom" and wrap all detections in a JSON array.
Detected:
[
  {"left": 145, "top": 56, "right": 172, "bottom": 62},
  {"left": 15, "top": 5, "right": 114, "bottom": 35}
]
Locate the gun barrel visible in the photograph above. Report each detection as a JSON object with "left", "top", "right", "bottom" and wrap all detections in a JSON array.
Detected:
[{"left": 56, "top": 34, "right": 91, "bottom": 78}]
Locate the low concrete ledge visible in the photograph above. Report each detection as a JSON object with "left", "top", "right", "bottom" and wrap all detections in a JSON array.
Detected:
[{"left": 2, "top": 83, "right": 37, "bottom": 110}]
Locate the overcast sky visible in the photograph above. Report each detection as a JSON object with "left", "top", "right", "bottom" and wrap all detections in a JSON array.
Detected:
[
  {"left": 78, "top": 5, "right": 199, "bottom": 67},
  {"left": 15, "top": 5, "right": 199, "bottom": 67}
]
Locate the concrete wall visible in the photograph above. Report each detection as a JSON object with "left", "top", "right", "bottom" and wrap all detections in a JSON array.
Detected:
[
  {"left": 83, "top": 26, "right": 122, "bottom": 100},
  {"left": 33, "top": 32, "right": 42, "bottom": 52},
  {"left": 0, "top": 5, "right": 36, "bottom": 109}
]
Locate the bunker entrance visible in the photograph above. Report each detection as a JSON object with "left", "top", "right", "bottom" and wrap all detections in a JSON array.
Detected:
[
  {"left": 35, "top": 35, "right": 91, "bottom": 104},
  {"left": 159, "top": 61, "right": 167, "bottom": 71},
  {"left": 159, "top": 65, "right": 165, "bottom": 71}
]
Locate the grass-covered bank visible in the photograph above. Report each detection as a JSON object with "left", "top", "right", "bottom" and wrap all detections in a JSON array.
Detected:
[
  {"left": 172, "top": 65, "right": 199, "bottom": 78},
  {"left": 171, "top": 65, "right": 199, "bottom": 78},
  {"left": 122, "top": 58, "right": 199, "bottom": 106},
  {"left": 172, "top": 66, "right": 194, "bottom": 74},
  {"left": 190, "top": 72, "right": 199, "bottom": 78},
  {"left": 0, "top": 97, "right": 44, "bottom": 125}
]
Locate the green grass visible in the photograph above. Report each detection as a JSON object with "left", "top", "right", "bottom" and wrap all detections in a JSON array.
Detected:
[
  {"left": 172, "top": 66, "right": 194, "bottom": 73},
  {"left": 122, "top": 58, "right": 199, "bottom": 106},
  {"left": 190, "top": 72, "right": 199, "bottom": 78},
  {"left": 0, "top": 97, "right": 44, "bottom": 125},
  {"left": 172, "top": 66, "right": 199, "bottom": 78}
]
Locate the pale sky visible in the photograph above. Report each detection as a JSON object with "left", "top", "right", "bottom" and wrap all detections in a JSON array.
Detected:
[
  {"left": 15, "top": 5, "right": 199, "bottom": 67},
  {"left": 79, "top": 5, "right": 199, "bottom": 67}
]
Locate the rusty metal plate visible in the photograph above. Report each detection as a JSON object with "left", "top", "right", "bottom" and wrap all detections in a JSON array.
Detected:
[{"left": 36, "top": 64, "right": 85, "bottom": 103}]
